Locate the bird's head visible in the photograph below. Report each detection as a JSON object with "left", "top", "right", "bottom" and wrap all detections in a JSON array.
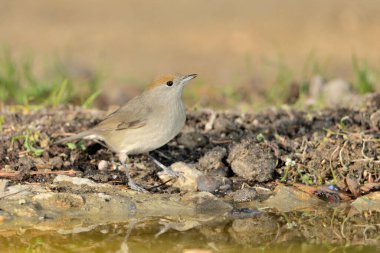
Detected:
[{"left": 145, "top": 73, "right": 197, "bottom": 99}]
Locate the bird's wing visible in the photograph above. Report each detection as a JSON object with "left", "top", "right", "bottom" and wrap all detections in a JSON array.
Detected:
[{"left": 93, "top": 96, "right": 152, "bottom": 132}]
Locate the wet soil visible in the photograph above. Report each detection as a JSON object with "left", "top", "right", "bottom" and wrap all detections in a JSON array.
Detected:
[{"left": 1, "top": 93, "right": 379, "bottom": 198}]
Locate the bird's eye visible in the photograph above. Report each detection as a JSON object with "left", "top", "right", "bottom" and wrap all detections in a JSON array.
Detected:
[{"left": 166, "top": 81, "right": 173, "bottom": 86}]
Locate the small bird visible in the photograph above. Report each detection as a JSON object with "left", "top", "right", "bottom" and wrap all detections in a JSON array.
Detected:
[{"left": 56, "top": 73, "right": 197, "bottom": 191}]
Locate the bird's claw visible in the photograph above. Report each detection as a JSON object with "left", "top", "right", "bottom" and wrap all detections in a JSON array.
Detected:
[
  {"left": 128, "top": 178, "right": 149, "bottom": 193},
  {"left": 161, "top": 166, "right": 182, "bottom": 178}
]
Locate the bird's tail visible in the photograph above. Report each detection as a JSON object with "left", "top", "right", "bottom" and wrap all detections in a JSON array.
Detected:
[{"left": 54, "top": 131, "right": 93, "bottom": 145}]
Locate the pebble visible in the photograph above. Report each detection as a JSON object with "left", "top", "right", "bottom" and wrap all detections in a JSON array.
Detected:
[
  {"left": 322, "top": 79, "right": 358, "bottom": 107},
  {"left": 49, "top": 156, "right": 63, "bottom": 169},
  {"left": 17, "top": 157, "right": 34, "bottom": 171},
  {"left": 231, "top": 188, "right": 258, "bottom": 202},
  {"left": 196, "top": 147, "right": 227, "bottom": 173},
  {"left": 197, "top": 175, "right": 230, "bottom": 193},
  {"left": 158, "top": 162, "right": 203, "bottom": 192},
  {"left": 98, "top": 160, "right": 109, "bottom": 171}
]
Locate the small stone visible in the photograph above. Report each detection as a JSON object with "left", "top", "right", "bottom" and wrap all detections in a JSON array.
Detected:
[
  {"left": 351, "top": 191, "right": 380, "bottom": 212},
  {"left": 53, "top": 175, "right": 99, "bottom": 187},
  {"left": 33, "top": 192, "right": 84, "bottom": 210},
  {"left": 208, "top": 166, "right": 229, "bottom": 177},
  {"left": 227, "top": 138, "right": 276, "bottom": 182},
  {"left": 177, "top": 132, "right": 208, "bottom": 148},
  {"left": 322, "top": 79, "right": 359, "bottom": 107},
  {"left": 98, "top": 192, "right": 111, "bottom": 202},
  {"left": 4, "top": 165, "right": 14, "bottom": 172},
  {"left": 158, "top": 162, "right": 203, "bottom": 192},
  {"left": 231, "top": 188, "right": 258, "bottom": 202},
  {"left": 63, "top": 161, "right": 71, "bottom": 167},
  {"left": 18, "top": 199, "right": 26, "bottom": 205},
  {"left": 197, "top": 175, "right": 230, "bottom": 193},
  {"left": 49, "top": 156, "right": 63, "bottom": 169},
  {"left": 196, "top": 147, "right": 227, "bottom": 173},
  {"left": 17, "top": 157, "right": 34, "bottom": 172},
  {"left": 98, "top": 160, "right": 109, "bottom": 171}
]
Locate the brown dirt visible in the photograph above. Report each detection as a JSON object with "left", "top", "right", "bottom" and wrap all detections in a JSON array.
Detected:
[{"left": 0, "top": 93, "right": 379, "bottom": 199}]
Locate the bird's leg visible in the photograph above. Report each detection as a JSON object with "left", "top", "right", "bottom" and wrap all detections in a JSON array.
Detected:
[
  {"left": 148, "top": 154, "right": 181, "bottom": 178},
  {"left": 118, "top": 153, "right": 148, "bottom": 193}
]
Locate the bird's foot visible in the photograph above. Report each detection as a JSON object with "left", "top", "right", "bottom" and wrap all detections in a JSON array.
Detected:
[
  {"left": 150, "top": 155, "right": 182, "bottom": 178},
  {"left": 160, "top": 166, "right": 181, "bottom": 178},
  {"left": 127, "top": 178, "right": 149, "bottom": 193}
]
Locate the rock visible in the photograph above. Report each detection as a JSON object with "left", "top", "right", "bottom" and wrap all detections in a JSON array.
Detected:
[
  {"left": 49, "top": 156, "right": 63, "bottom": 169},
  {"left": 264, "top": 185, "right": 323, "bottom": 212},
  {"left": 97, "top": 192, "right": 111, "bottom": 202},
  {"left": 158, "top": 162, "right": 204, "bottom": 192},
  {"left": 3, "top": 165, "right": 14, "bottom": 172},
  {"left": 98, "top": 160, "right": 109, "bottom": 171},
  {"left": 0, "top": 179, "right": 10, "bottom": 192},
  {"left": 32, "top": 193, "right": 84, "bottom": 210},
  {"left": 196, "top": 147, "right": 227, "bottom": 174},
  {"left": 54, "top": 175, "right": 98, "bottom": 187},
  {"left": 370, "top": 110, "right": 380, "bottom": 130},
  {"left": 3, "top": 185, "right": 34, "bottom": 199},
  {"left": 177, "top": 132, "right": 208, "bottom": 148},
  {"left": 351, "top": 191, "right": 380, "bottom": 212},
  {"left": 17, "top": 156, "right": 34, "bottom": 172},
  {"left": 231, "top": 188, "right": 258, "bottom": 202},
  {"left": 227, "top": 139, "right": 276, "bottom": 182},
  {"left": 53, "top": 175, "right": 104, "bottom": 192},
  {"left": 322, "top": 79, "right": 359, "bottom": 107},
  {"left": 197, "top": 175, "right": 231, "bottom": 193}
]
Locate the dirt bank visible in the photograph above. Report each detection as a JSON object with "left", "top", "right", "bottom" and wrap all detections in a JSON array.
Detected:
[{"left": 1, "top": 93, "right": 379, "bottom": 196}]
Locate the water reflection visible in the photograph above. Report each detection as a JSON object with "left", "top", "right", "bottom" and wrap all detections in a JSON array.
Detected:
[{"left": 1, "top": 208, "right": 379, "bottom": 253}]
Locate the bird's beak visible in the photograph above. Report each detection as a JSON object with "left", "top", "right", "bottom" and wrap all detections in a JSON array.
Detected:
[{"left": 181, "top": 74, "right": 197, "bottom": 83}]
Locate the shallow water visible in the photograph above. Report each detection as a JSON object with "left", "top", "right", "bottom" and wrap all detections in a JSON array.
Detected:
[
  {"left": 1, "top": 209, "right": 379, "bottom": 253},
  {"left": 1, "top": 227, "right": 378, "bottom": 253}
]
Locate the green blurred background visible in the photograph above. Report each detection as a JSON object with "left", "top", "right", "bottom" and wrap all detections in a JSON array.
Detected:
[{"left": 1, "top": 0, "right": 379, "bottom": 110}]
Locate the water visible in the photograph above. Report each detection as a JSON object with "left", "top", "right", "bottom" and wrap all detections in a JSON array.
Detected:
[{"left": 1, "top": 210, "right": 379, "bottom": 253}]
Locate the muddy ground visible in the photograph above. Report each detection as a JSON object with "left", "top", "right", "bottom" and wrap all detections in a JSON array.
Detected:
[
  {"left": 0, "top": 93, "right": 380, "bottom": 248},
  {"left": 1, "top": 93, "right": 380, "bottom": 197}
]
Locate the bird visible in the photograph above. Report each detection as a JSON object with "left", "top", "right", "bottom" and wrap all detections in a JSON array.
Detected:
[{"left": 55, "top": 73, "right": 197, "bottom": 192}]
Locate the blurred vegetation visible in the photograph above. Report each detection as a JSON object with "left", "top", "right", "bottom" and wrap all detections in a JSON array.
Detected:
[
  {"left": 0, "top": 48, "right": 101, "bottom": 107},
  {"left": 352, "top": 56, "right": 376, "bottom": 94},
  {"left": 0, "top": 49, "right": 379, "bottom": 110}
]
